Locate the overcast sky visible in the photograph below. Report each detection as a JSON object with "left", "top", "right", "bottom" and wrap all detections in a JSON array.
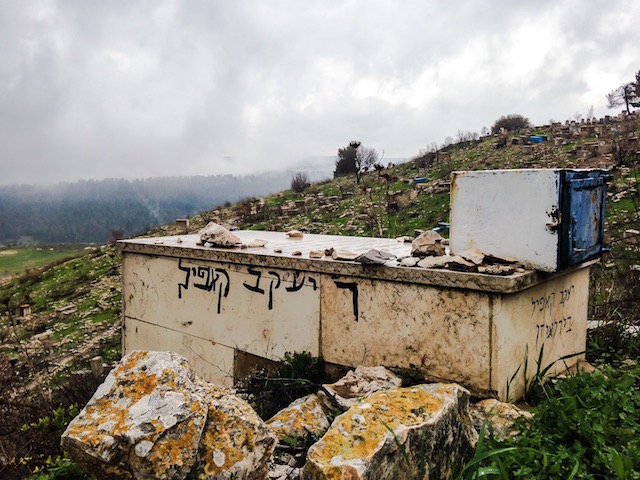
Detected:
[{"left": 0, "top": 0, "right": 638, "bottom": 185}]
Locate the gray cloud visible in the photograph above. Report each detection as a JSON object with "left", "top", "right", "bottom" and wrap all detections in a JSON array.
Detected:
[{"left": 1, "top": 0, "right": 639, "bottom": 185}]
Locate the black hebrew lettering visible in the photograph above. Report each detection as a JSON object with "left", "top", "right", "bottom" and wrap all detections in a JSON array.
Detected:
[
  {"left": 535, "top": 316, "right": 573, "bottom": 347},
  {"left": 243, "top": 268, "right": 283, "bottom": 310},
  {"left": 334, "top": 280, "right": 359, "bottom": 321},
  {"left": 267, "top": 270, "right": 281, "bottom": 310},
  {"left": 178, "top": 258, "right": 191, "bottom": 299},
  {"left": 243, "top": 267, "right": 265, "bottom": 294},
  {"left": 213, "top": 268, "right": 230, "bottom": 314},
  {"left": 177, "top": 259, "right": 230, "bottom": 313},
  {"left": 286, "top": 271, "right": 305, "bottom": 292}
]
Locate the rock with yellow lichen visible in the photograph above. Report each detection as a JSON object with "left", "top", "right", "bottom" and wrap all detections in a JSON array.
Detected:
[
  {"left": 61, "top": 351, "right": 277, "bottom": 480},
  {"left": 303, "top": 383, "right": 477, "bottom": 480},
  {"left": 319, "top": 365, "right": 403, "bottom": 411},
  {"left": 266, "top": 394, "right": 331, "bottom": 441},
  {"left": 469, "top": 398, "right": 533, "bottom": 441}
]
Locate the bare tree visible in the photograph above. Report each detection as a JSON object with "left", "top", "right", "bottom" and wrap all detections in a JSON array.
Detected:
[
  {"left": 607, "top": 70, "right": 640, "bottom": 114},
  {"left": 354, "top": 146, "right": 379, "bottom": 184}
]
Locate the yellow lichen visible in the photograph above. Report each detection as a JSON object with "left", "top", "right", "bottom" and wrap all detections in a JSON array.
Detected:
[{"left": 309, "top": 386, "right": 446, "bottom": 465}]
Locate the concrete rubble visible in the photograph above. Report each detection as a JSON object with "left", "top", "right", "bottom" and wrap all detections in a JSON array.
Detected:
[{"left": 62, "top": 351, "right": 276, "bottom": 480}]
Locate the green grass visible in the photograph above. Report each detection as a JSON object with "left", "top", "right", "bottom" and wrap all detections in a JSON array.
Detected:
[
  {"left": 467, "top": 362, "right": 640, "bottom": 479},
  {"left": 0, "top": 245, "right": 88, "bottom": 278}
]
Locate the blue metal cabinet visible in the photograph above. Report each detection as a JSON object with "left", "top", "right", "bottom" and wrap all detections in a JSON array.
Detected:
[
  {"left": 560, "top": 170, "right": 608, "bottom": 267},
  {"left": 450, "top": 169, "right": 608, "bottom": 272}
]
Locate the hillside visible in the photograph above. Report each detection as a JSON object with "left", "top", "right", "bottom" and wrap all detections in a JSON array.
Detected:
[
  {"left": 0, "top": 113, "right": 639, "bottom": 478},
  {"left": 0, "top": 171, "right": 326, "bottom": 245}
]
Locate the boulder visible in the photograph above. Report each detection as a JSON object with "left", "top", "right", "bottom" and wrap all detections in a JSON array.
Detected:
[
  {"left": 62, "top": 351, "right": 276, "bottom": 480},
  {"left": 304, "top": 384, "right": 477, "bottom": 480},
  {"left": 411, "top": 231, "right": 446, "bottom": 257},
  {"left": 266, "top": 394, "right": 331, "bottom": 441},
  {"left": 199, "top": 222, "right": 241, "bottom": 247},
  {"left": 320, "top": 366, "right": 402, "bottom": 411}
]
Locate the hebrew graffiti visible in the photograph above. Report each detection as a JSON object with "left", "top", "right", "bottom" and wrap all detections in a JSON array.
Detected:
[{"left": 177, "top": 259, "right": 318, "bottom": 313}]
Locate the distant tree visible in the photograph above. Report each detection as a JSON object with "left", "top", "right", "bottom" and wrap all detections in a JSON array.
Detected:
[
  {"left": 291, "top": 172, "right": 310, "bottom": 193},
  {"left": 334, "top": 141, "right": 379, "bottom": 183},
  {"left": 491, "top": 114, "right": 532, "bottom": 134},
  {"left": 606, "top": 70, "right": 640, "bottom": 114},
  {"left": 354, "top": 145, "right": 379, "bottom": 183},
  {"left": 333, "top": 142, "right": 359, "bottom": 178}
]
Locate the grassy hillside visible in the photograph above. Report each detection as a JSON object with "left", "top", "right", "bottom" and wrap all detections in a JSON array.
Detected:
[
  {"left": 0, "top": 245, "right": 88, "bottom": 279},
  {"left": 0, "top": 115, "right": 638, "bottom": 478}
]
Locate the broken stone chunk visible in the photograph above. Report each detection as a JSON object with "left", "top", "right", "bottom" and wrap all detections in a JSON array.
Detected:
[
  {"left": 483, "top": 253, "right": 518, "bottom": 265},
  {"left": 198, "top": 222, "right": 242, "bottom": 247},
  {"left": 417, "top": 255, "right": 453, "bottom": 269},
  {"left": 399, "top": 256, "right": 420, "bottom": 267},
  {"left": 396, "top": 236, "right": 413, "bottom": 243},
  {"left": 292, "top": 250, "right": 302, "bottom": 256},
  {"left": 446, "top": 255, "right": 477, "bottom": 272},
  {"left": 478, "top": 264, "right": 517, "bottom": 275},
  {"left": 469, "top": 398, "right": 533, "bottom": 441},
  {"left": 355, "top": 249, "right": 396, "bottom": 265},
  {"left": 309, "top": 250, "right": 324, "bottom": 258},
  {"left": 411, "top": 230, "right": 446, "bottom": 257},
  {"left": 248, "top": 239, "right": 268, "bottom": 248},
  {"left": 305, "top": 383, "right": 477, "bottom": 480},
  {"left": 458, "top": 248, "right": 485, "bottom": 266},
  {"left": 266, "top": 394, "right": 331, "bottom": 441},
  {"left": 324, "top": 247, "right": 335, "bottom": 257},
  {"left": 331, "top": 250, "right": 359, "bottom": 261},
  {"left": 286, "top": 230, "right": 304, "bottom": 238},
  {"left": 61, "top": 351, "right": 277, "bottom": 480},
  {"left": 319, "top": 366, "right": 402, "bottom": 411}
]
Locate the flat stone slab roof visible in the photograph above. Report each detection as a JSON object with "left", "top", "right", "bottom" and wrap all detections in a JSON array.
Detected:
[{"left": 119, "top": 231, "right": 594, "bottom": 294}]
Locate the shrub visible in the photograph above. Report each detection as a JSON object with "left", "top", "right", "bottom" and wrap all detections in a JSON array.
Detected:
[{"left": 291, "top": 172, "right": 310, "bottom": 193}]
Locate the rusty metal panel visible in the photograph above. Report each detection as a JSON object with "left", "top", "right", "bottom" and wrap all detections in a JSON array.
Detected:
[
  {"left": 491, "top": 266, "right": 590, "bottom": 400},
  {"left": 320, "top": 277, "right": 492, "bottom": 391},
  {"left": 122, "top": 253, "right": 321, "bottom": 362}
]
